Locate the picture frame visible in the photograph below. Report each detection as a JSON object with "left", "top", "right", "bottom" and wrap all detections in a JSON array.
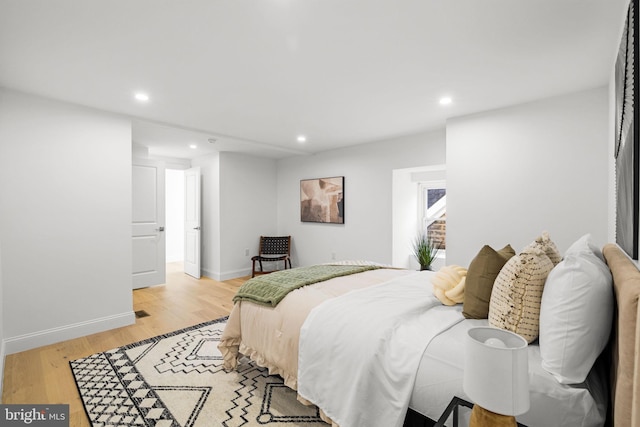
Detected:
[
  {"left": 615, "top": 0, "right": 639, "bottom": 260},
  {"left": 300, "top": 176, "right": 345, "bottom": 224}
]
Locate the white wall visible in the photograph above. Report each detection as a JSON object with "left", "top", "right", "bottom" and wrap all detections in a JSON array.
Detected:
[
  {"left": 219, "top": 152, "right": 278, "bottom": 279},
  {"left": 392, "top": 168, "right": 420, "bottom": 268},
  {"left": 277, "top": 130, "right": 446, "bottom": 267},
  {"left": 446, "top": 87, "right": 610, "bottom": 267},
  {"left": 192, "top": 152, "right": 277, "bottom": 280},
  {"left": 0, "top": 89, "right": 134, "bottom": 353},
  {"left": 609, "top": 41, "right": 619, "bottom": 248},
  {"left": 165, "top": 169, "right": 185, "bottom": 263}
]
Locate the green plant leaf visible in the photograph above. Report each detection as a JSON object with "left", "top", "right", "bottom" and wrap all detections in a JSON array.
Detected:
[{"left": 412, "top": 232, "right": 441, "bottom": 268}]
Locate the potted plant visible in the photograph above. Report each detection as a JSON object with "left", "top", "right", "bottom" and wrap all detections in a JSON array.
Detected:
[{"left": 412, "top": 232, "right": 441, "bottom": 271}]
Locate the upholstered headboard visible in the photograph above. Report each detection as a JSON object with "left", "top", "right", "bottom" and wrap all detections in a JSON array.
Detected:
[{"left": 603, "top": 244, "right": 640, "bottom": 427}]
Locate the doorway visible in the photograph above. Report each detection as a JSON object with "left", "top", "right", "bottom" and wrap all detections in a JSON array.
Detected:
[{"left": 165, "top": 169, "right": 185, "bottom": 273}]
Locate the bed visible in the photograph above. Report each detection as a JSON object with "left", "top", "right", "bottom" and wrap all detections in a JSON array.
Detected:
[{"left": 218, "top": 242, "right": 640, "bottom": 427}]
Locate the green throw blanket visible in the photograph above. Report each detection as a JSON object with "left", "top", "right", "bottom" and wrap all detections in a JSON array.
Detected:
[{"left": 233, "top": 264, "right": 381, "bottom": 307}]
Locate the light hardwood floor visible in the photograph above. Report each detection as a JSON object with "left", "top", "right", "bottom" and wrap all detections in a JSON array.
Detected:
[{"left": 1, "top": 262, "right": 247, "bottom": 427}]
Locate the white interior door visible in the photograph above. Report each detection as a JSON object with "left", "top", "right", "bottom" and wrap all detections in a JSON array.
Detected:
[
  {"left": 132, "top": 159, "right": 166, "bottom": 289},
  {"left": 184, "top": 167, "right": 201, "bottom": 279}
]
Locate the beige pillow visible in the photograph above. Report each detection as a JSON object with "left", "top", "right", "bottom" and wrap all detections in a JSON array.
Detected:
[
  {"left": 525, "top": 231, "right": 562, "bottom": 265},
  {"left": 488, "top": 247, "right": 554, "bottom": 343}
]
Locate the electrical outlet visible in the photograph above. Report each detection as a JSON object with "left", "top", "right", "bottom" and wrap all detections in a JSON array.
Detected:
[{"left": 245, "top": 248, "right": 250, "bottom": 256}]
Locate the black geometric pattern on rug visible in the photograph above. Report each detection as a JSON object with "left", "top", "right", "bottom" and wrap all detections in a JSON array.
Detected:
[
  {"left": 70, "top": 317, "right": 325, "bottom": 427},
  {"left": 71, "top": 352, "right": 148, "bottom": 426},
  {"left": 155, "top": 327, "right": 225, "bottom": 374}
]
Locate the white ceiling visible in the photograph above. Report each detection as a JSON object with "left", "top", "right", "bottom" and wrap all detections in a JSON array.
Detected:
[{"left": 0, "top": 0, "right": 628, "bottom": 159}]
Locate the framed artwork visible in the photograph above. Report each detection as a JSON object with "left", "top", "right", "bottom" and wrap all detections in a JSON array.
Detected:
[
  {"left": 300, "top": 176, "right": 344, "bottom": 224},
  {"left": 615, "top": 0, "right": 639, "bottom": 259}
]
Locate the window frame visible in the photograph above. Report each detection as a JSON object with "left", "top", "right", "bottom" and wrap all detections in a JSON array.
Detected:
[{"left": 418, "top": 180, "right": 446, "bottom": 253}]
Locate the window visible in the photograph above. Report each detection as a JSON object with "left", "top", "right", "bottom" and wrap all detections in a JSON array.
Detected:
[{"left": 419, "top": 181, "right": 446, "bottom": 250}]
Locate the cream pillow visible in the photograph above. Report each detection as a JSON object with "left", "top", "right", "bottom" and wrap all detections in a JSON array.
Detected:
[
  {"left": 488, "top": 247, "right": 554, "bottom": 343},
  {"left": 525, "top": 231, "right": 562, "bottom": 265}
]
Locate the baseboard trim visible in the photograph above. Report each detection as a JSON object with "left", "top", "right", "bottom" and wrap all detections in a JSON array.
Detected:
[
  {"left": 3, "top": 311, "right": 136, "bottom": 355},
  {"left": 219, "top": 268, "right": 252, "bottom": 281},
  {"left": 202, "top": 268, "right": 251, "bottom": 282},
  {"left": 202, "top": 268, "right": 219, "bottom": 281}
]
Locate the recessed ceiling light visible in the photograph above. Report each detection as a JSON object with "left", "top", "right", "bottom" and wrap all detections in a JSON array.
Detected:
[
  {"left": 189, "top": 144, "right": 197, "bottom": 149},
  {"left": 134, "top": 92, "right": 150, "bottom": 102},
  {"left": 297, "top": 135, "right": 307, "bottom": 143},
  {"left": 439, "top": 96, "right": 453, "bottom": 105}
]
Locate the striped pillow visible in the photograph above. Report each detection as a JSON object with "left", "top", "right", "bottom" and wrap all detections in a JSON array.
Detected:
[
  {"left": 525, "top": 231, "right": 562, "bottom": 265},
  {"left": 488, "top": 247, "right": 554, "bottom": 343}
]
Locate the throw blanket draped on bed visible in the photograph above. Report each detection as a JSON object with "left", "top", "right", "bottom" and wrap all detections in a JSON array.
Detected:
[
  {"left": 297, "top": 272, "right": 464, "bottom": 427},
  {"left": 233, "top": 264, "right": 380, "bottom": 307}
]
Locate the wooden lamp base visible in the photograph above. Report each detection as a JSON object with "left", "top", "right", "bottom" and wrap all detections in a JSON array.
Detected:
[{"left": 469, "top": 405, "right": 516, "bottom": 427}]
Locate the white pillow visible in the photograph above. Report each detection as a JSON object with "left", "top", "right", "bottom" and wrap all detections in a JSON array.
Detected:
[
  {"left": 565, "top": 233, "right": 604, "bottom": 263},
  {"left": 539, "top": 250, "right": 613, "bottom": 384}
]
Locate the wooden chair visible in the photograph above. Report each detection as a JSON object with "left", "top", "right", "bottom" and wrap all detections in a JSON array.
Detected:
[{"left": 251, "top": 236, "right": 292, "bottom": 278}]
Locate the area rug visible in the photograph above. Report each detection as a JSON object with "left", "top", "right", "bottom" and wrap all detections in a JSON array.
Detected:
[{"left": 70, "top": 317, "right": 325, "bottom": 427}]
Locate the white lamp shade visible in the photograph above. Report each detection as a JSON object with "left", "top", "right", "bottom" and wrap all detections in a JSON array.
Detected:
[{"left": 463, "top": 327, "right": 530, "bottom": 416}]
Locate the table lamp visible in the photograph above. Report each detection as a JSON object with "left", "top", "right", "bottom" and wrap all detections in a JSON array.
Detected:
[{"left": 463, "top": 327, "right": 529, "bottom": 427}]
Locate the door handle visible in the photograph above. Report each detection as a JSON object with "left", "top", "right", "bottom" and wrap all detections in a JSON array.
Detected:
[
  {"left": 193, "top": 226, "right": 201, "bottom": 230},
  {"left": 155, "top": 226, "right": 165, "bottom": 232}
]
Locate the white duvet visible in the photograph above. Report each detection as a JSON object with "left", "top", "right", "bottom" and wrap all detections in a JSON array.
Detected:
[{"left": 297, "top": 271, "right": 463, "bottom": 427}]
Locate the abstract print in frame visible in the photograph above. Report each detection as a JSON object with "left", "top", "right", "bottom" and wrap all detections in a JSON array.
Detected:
[
  {"left": 615, "top": 0, "right": 639, "bottom": 259},
  {"left": 300, "top": 176, "right": 344, "bottom": 224}
]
